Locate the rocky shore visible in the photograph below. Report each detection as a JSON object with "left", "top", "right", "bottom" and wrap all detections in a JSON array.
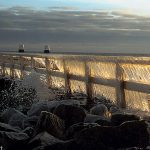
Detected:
[{"left": 0, "top": 77, "right": 150, "bottom": 150}]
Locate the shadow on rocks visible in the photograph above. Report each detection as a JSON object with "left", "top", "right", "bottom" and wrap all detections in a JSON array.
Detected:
[
  {"left": 111, "top": 113, "right": 140, "bottom": 126},
  {"left": 53, "top": 104, "right": 86, "bottom": 129},
  {"left": 74, "top": 120, "right": 149, "bottom": 149}
]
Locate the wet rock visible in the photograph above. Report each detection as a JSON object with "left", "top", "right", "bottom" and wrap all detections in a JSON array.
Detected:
[
  {"left": 53, "top": 104, "right": 86, "bottom": 129},
  {"left": 75, "top": 127, "right": 107, "bottom": 150},
  {"left": 75, "top": 120, "right": 149, "bottom": 149},
  {"left": 118, "top": 120, "right": 149, "bottom": 148},
  {"left": 123, "top": 147, "right": 143, "bottom": 150},
  {"left": 27, "top": 101, "right": 50, "bottom": 117},
  {"left": 0, "top": 122, "right": 20, "bottom": 132},
  {"left": 143, "top": 115, "right": 150, "bottom": 122},
  {"left": 95, "top": 118, "right": 111, "bottom": 126},
  {"left": 28, "top": 131, "right": 64, "bottom": 149},
  {"left": 32, "top": 140, "right": 76, "bottom": 150},
  {"left": 8, "top": 110, "right": 27, "bottom": 129},
  {"left": 0, "top": 108, "right": 19, "bottom": 123},
  {"left": 103, "top": 102, "right": 115, "bottom": 110},
  {"left": 0, "top": 108, "right": 27, "bottom": 129},
  {"left": 39, "top": 140, "right": 77, "bottom": 150},
  {"left": 0, "top": 131, "right": 29, "bottom": 150},
  {"left": 90, "top": 104, "right": 108, "bottom": 117},
  {"left": 84, "top": 114, "right": 111, "bottom": 126},
  {"left": 65, "top": 122, "right": 100, "bottom": 139},
  {"left": 84, "top": 114, "right": 105, "bottom": 123},
  {"left": 49, "top": 99, "right": 81, "bottom": 113},
  {"left": 111, "top": 113, "right": 140, "bottom": 126},
  {"left": 109, "top": 105, "right": 122, "bottom": 114},
  {"left": 22, "top": 127, "right": 34, "bottom": 137},
  {"left": 27, "top": 100, "right": 80, "bottom": 117},
  {"left": 22, "top": 116, "right": 39, "bottom": 129},
  {"left": 34, "top": 111, "right": 65, "bottom": 139}
]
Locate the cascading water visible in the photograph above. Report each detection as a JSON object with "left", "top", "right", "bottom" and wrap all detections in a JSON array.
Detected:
[
  {"left": 0, "top": 54, "right": 150, "bottom": 114},
  {"left": 21, "top": 69, "right": 56, "bottom": 101}
]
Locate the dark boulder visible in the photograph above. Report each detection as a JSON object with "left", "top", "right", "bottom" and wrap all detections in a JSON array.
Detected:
[
  {"left": 8, "top": 111, "right": 27, "bottom": 129},
  {"left": 109, "top": 105, "right": 122, "bottom": 114},
  {"left": 22, "top": 116, "right": 39, "bottom": 129},
  {"left": 0, "top": 122, "right": 20, "bottom": 132},
  {"left": 85, "top": 114, "right": 111, "bottom": 126},
  {"left": 27, "top": 100, "right": 80, "bottom": 117},
  {"left": 84, "top": 114, "right": 105, "bottom": 123},
  {"left": 95, "top": 118, "right": 111, "bottom": 126},
  {"left": 0, "top": 108, "right": 19, "bottom": 123},
  {"left": 41, "top": 139, "right": 84, "bottom": 150},
  {"left": 143, "top": 115, "right": 150, "bottom": 122},
  {"left": 34, "top": 111, "right": 65, "bottom": 139},
  {"left": 125, "top": 147, "right": 144, "bottom": 150},
  {"left": 75, "top": 120, "right": 149, "bottom": 149},
  {"left": 27, "top": 101, "right": 50, "bottom": 117},
  {"left": 0, "top": 131, "right": 29, "bottom": 150},
  {"left": 28, "top": 131, "right": 64, "bottom": 150},
  {"left": 90, "top": 104, "right": 108, "bottom": 117},
  {"left": 0, "top": 108, "right": 27, "bottom": 129},
  {"left": 65, "top": 122, "right": 100, "bottom": 139},
  {"left": 111, "top": 113, "right": 140, "bottom": 126},
  {"left": 22, "top": 127, "right": 34, "bottom": 137},
  {"left": 53, "top": 104, "right": 86, "bottom": 129},
  {"left": 118, "top": 120, "right": 149, "bottom": 148}
]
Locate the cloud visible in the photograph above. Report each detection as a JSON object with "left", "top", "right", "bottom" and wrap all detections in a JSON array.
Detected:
[{"left": 0, "top": 7, "right": 150, "bottom": 53}]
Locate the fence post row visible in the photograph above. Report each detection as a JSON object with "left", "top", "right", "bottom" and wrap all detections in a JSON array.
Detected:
[
  {"left": 1, "top": 53, "right": 150, "bottom": 112},
  {"left": 116, "top": 63, "right": 126, "bottom": 108}
]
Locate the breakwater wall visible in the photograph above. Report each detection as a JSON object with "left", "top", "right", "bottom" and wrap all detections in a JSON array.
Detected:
[{"left": 0, "top": 52, "right": 149, "bottom": 112}]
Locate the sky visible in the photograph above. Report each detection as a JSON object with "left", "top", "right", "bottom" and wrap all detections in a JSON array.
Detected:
[{"left": 0, "top": 0, "right": 150, "bottom": 53}]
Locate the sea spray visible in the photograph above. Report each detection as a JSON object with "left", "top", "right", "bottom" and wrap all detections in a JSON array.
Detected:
[
  {"left": 22, "top": 69, "right": 56, "bottom": 101},
  {"left": 0, "top": 78, "right": 36, "bottom": 112},
  {"left": 0, "top": 70, "right": 56, "bottom": 112}
]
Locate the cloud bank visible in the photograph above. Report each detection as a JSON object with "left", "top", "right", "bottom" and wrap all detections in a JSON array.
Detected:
[{"left": 0, "top": 7, "right": 150, "bottom": 53}]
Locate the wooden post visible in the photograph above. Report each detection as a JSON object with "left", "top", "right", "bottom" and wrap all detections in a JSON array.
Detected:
[
  {"left": 85, "top": 61, "right": 93, "bottom": 106},
  {"left": 116, "top": 63, "right": 126, "bottom": 108},
  {"left": 10, "top": 56, "right": 14, "bottom": 78},
  {"left": 63, "top": 59, "right": 71, "bottom": 98},
  {"left": 1, "top": 55, "right": 5, "bottom": 76},
  {"left": 31, "top": 56, "right": 34, "bottom": 69},
  {"left": 147, "top": 94, "right": 150, "bottom": 112},
  {"left": 20, "top": 56, "right": 24, "bottom": 79},
  {"left": 45, "top": 57, "right": 52, "bottom": 88}
]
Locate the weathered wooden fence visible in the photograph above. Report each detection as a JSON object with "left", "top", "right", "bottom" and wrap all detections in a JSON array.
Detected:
[{"left": 0, "top": 52, "right": 150, "bottom": 112}]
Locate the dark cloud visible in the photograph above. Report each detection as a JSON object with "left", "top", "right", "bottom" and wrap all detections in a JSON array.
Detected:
[{"left": 0, "top": 7, "right": 150, "bottom": 53}]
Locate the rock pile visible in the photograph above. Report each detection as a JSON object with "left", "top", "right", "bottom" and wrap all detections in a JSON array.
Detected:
[
  {"left": 0, "top": 99, "right": 149, "bottom": 150},
  {"left": 0, "top": 77, "right": 150, "bottom": 150}
]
